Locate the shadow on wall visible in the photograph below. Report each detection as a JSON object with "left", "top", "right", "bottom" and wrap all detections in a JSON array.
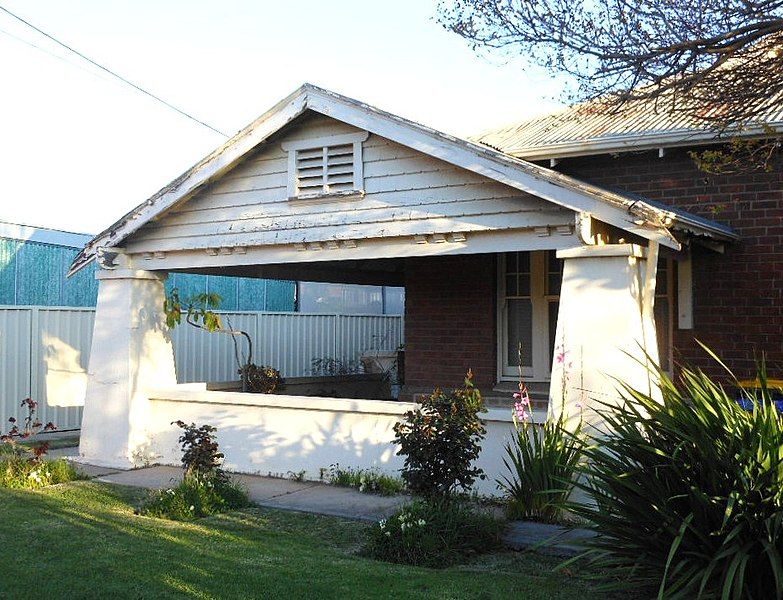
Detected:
[
  {"left": 143, "top": 396, "right": 518, "bottom": 495},
  {"left": 43, "top": 334, "right": 88, "bottom": 408},
  {"left": 147, "top": 401, "right": 403, "bottom": 479}
]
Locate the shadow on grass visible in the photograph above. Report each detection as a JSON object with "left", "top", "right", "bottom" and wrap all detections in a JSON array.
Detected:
[{"left": 0, "top": 481, "right": 601, "bottom": 600}]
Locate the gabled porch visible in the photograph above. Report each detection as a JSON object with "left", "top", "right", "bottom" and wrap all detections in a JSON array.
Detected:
[{"left": 70, "top": 84, "right": 737, "bottom": 493}]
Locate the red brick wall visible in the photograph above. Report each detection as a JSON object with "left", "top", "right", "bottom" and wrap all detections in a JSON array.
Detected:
[
  {"left": 402, "top": 253, "right": 497, "bottom": 397},
  {"left": 556, "top": 148, "right": 783, "bottom": 379}
]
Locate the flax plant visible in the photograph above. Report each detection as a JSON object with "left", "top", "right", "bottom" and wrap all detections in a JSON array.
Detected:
[
  {"left": 498, "top": 344, "right": 584, "bottom": 523},
  {"left": 570, "top": 346, "right": 783, "bottom": 599}
]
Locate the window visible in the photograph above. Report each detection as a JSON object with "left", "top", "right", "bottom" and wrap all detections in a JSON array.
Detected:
[
  {"left": 282, "top": 132, "right": 369, "bottom": 199},
  {"left": 498, "top": 251, "right": 562, "bottom": 381},
  {"left": 297, "top": 282, "right": 404, "bottom": 315}
]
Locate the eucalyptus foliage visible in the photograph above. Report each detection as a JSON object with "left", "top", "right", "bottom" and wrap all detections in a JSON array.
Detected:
[{"left": 572, "top": 351, "right": 783, "bottom": 599}]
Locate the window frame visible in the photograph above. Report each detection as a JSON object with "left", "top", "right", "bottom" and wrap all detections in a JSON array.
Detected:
[{"left": 281, "top": 132, "right": 369, "bottom": 199}]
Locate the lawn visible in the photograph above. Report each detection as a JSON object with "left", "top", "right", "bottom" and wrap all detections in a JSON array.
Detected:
[{"left": 0, "top": 481, "right": 603, "bottom": 599}]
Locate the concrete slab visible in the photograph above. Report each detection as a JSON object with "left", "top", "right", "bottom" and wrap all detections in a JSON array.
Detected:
[
  {"left": 256, "top": 481, "right": 408, "bottom": 522},
  {"left": 233, "top": 474, "right": 320, "bottom": 501},
  {"left": 73, "top": 463, "right": 122, "bottom": 478},
  {"left": 502, "top": 521, "right": 596, "bottom": 556},
  {"left": 47, "top": 447, "right": 79, "bottom": 459},
  {"left": 96, "top": 465, "right": 183, "bottom": 489},
  {"left": 91, "top": 465, "right": 407, "bottom": 522}
]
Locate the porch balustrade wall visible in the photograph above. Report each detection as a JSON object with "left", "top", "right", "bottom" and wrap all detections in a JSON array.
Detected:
[{"left": 0, "top": 306, "right": 403, "bottom": 430}]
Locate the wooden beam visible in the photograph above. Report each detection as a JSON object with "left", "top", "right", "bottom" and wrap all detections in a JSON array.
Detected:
[
  {"left": 677, "top": 250, "right": 694, "bottom": 329},
  {"left": 130, "top": 228, "right": 580, "bottom": 273}
]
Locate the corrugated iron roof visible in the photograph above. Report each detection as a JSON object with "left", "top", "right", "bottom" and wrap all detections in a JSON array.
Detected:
[{"left": 474, "top": 94, "right": 783, "bottom": 160}]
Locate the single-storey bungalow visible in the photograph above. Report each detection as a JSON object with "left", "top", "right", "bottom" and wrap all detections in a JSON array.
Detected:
[{"left": 69, "top": 84, "right": 759, "bottom": 490}]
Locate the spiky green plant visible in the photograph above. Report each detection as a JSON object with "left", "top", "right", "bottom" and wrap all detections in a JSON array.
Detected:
[
  {"left": 498, "top": 411, "right": 584, "bottom": 523},
  {"left": 571, "top": 348, "right": 783, "bottom": 599}
]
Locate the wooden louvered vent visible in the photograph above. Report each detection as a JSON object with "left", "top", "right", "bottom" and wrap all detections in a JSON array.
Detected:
[{"left": 283, "top": 132, "right": 369, "bottom": 199}]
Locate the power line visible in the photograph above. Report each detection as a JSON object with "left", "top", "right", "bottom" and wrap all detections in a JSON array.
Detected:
[
  {"left": 0, "top": 26, "right": 118, "bottom": 85},
  {"left": 0, "top": 4, "right": 229, "bottom": 138}
]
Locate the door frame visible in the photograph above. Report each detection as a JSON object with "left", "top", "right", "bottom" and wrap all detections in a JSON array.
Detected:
[{"left": 496, "top": 251, "right": 556, "bottom": 383}]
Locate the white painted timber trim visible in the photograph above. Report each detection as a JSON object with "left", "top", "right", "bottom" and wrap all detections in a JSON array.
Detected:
[
  {"left": 95, "top": 269, "right": 165, "bottom": 281},
  {"left": 557, "top": 243, "right": 647, "bottom": 260},
  {"left": 70, "top": 90, "right": 310, "bottom": 275},
  {"left": 280, "top": 131, "right": 369, "bottom": 151},
  {"left": 677, "top": 250, "right": 694, "bottom": 329},
  {"left": 283, "top": 132, "right": 368, "bottom": 199},
  {"left": 127, "top": 229, "right": 579, "bottom": 271}
]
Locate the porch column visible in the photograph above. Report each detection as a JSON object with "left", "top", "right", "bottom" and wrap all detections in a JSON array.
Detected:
[
  {"left": 548, "top": 244, "right": 660, "bottom": 430},
  {"left": 78, "top": 268, "right": 176, "bottom": 468}
]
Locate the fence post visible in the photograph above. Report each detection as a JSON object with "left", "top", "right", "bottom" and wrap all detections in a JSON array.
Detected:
[
  {"left": 334, "top": 314, "right": 342, "bottom": 363},
  {"left": 29, "top": 306, "right": 40, "bottom": 405}
]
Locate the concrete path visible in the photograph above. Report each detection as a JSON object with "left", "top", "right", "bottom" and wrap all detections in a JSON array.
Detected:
[
  {"left": 51, "top": 449, "right": 593, "bottom": 550},
  {"left": 89, "top": 464, "right": 407, "bottom": 522}
]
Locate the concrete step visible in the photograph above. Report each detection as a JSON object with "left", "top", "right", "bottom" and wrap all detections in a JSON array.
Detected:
[{"left": 502, "top": 520, "right": 596, "bottom": 556}]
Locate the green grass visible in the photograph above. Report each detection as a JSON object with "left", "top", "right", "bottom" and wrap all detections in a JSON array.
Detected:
[
  {"left": 0, "top": 456, "right": 84, "bottom": 488},
  {"left": 0, "top": 481, "right": 605, "bottom": 599},
  {"left": 326, "top": 463, "right": 406, "bottom": 496}
]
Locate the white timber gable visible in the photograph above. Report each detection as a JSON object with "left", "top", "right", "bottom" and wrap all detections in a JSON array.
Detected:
[
  {"left": 126, "top": 112, "right": 576, "bottom": 264},
  {"left": 70, "top": 84, "right": 736, "bottom": 276}
]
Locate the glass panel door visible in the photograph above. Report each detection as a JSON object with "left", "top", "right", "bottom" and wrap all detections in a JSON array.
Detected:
[
  {"left": 500, "top": 251, "right": 563, "bottom": 380},
  {"left": 502, "top": 252, "right": 533, "bottom": 377}
]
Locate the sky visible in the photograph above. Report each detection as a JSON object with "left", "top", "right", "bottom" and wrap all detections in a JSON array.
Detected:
[{"left": 0, "top": 0, "right": 564, "bottom": 234}]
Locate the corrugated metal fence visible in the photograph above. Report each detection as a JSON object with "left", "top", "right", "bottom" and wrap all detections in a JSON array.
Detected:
[{"left": 0, "top": 306, "right": 404, "bottom": 431}]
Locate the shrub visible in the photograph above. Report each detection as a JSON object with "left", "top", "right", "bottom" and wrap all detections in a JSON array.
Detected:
[
  {"left": 498, "top": 391, "right": 584, "bottom": 522},
  {"left": 311, "top": 357, "right": 360, "bottom": 376},
  {"left": 572, "top": 352, "right": 783, "bottom": 599},
  {"left": 326, "top": 463, "right": 405, "bottom": 496},
  {"left": 140, "top": 421, "right": 249, "bottom": 520},
  {"left": 243, "top": 364, "right": 283, "bottom": 394},
  {"left": 0, "top": 398, "right": 80, "bottom": 489},
  {"left": 393, "top": 371, "right": 486, "bottom": 499},
  {"left": 172, "top": 420, "right": 225, "bottom": 478},
  {"left": 1, "top": 398, "right": 57, "bottom": 462},
  {"left": 364, "top": 499, "right": 501, "bottom": 568},
  {"left": 138, "top": 472, "right": 249, "bottom": 521}
]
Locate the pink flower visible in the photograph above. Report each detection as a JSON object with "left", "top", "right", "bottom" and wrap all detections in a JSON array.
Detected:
[
  {"left": 513, "top": 401, "right": 530, "bottom": 423},
  {"left": 514, "top": 385, "right": 531, "bottom": 405}
]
